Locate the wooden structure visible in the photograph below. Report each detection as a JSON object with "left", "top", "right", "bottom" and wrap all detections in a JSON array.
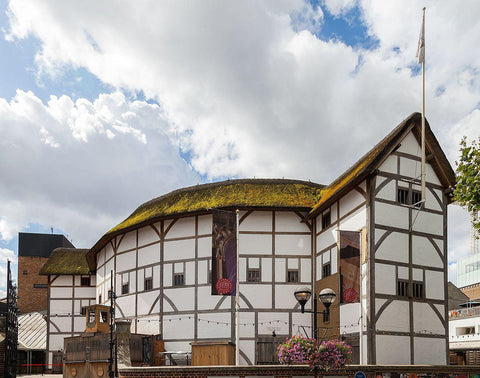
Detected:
[
  {"left": 86, "top": 305, "right": 110, "bottom": 334},
  {"left": 191, "top": 341, "right": 235, "bottom": 366}
]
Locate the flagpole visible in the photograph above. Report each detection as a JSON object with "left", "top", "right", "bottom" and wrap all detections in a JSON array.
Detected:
[
  {"left": 420, "top": 7, "right": 426, "bottom": 205},
  {"left": 235, "top": 209, "right": 240, "bottom": 365}
]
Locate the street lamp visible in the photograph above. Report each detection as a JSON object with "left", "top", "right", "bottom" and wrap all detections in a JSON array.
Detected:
[{"left": 294, "top": 286, "right": 336, "bottom": 340}]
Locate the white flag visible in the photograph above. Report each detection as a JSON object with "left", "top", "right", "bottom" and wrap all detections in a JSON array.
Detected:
[{"left": 416, "top": 12, "right": 425, "bottom": 64}]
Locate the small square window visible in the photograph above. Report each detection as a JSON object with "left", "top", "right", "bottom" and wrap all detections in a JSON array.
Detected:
[
  {"left": 322, "top": 211, "right": 331, "bottom": 230},
  {"left": 397, "top": 188, "right": 409, "bottom": 205},
  {"left": 33, "top": 283, "right": 48, "bottom": 288},
  {"left": 322, "top": 263, "right": 331, "bottom": 278},
  {"left": 23, "top": 270, "right": 28, "bottom": 275},
  {"left": 144, "top": 277, "right": 153, "bottom": 291},
  {"left": 411, "top": 190, "right": 422, "bottom": 208},
  {"left": 122, "top": 283, "right": 129, "bottom": 295},
  {"left": 287, "top": 270, "right": 299, "bottom": 283},
  {"left": 412, "top": 282, "right": 424, "bottom": 298},
  {"left": 99, "top": 295, "right": 102, "bottom": 304},
  {"left": 81, "top": 307, "right": 88, "bottom": 316},
  {"left": 174, "top": 273, "right": 184, "bottom": 287},
  {"left": 397, "top": 280, "right": 408, "bottom": 297},
  {"left": 81, "top": 276, "right": 91, "bottom": 287},
  {"left": 247, "top": 268, "right": 261, "bottom": 282}
]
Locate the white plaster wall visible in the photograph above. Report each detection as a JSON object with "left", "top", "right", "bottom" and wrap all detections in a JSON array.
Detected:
[
  {"left": 197, "top": 236, "right": 211, "bottom": 258},
  {"left": 196, "top": 312, "right": 231, "bottom": 339},
  {"left": 240, "top": 234, "right": 272, "bottom": 254},
  {"left": 50, "top": 287, "right": 72, "bottom": 299},
  {"left": 240, "top": 340, "right": 255, "bottom": 365},
  {"left": 240, "top": 211, "right": 272, "bottom": 232},
  {"left": 197, "top": 215, "right": 212, "bottom": 235},
  {"left": 258, "top": 312, "right": 289, "bottom": 335},
  {"left": 412, "top": 236, "right": 443, "bottom": 268},
  {"left": 379, "top": 155, "right": 397, "bottom": 174},
  {"left": 339, "top": 207, "right": 366, "bottom": 231},
  {"left": 196, "top": 286, "right": 224, "bottom": 310},
  {"left": 138, "top": 225, "right": 159, "bottom": 247},
  {"left": 426, "top": 188, "right": 443, "bottom": 212},
  {"left": 51, "top": 276, "right": 73, "bottom": 286},
  {"left": 241, "top": 285, "right": 272, "bottom": 309},
  {"left": 185, "top": 261, "right": 195, "bottom": 285},
  {"left": 137, "top": 290, "right": 160, "bottom": 315},
  {"left": 166, "top": 217, "right": 195, "bottom": 238},
  {"left": 74, "top": 317, "right": 86, "bottom": 332},
  {"left": 261, "top": 258, "right": 272, "bottom": 282},
  {"left": 413, "top": 302, "right": 445, "bottom": 335},
  {"left": 163, "top": 316, "right": 195, "bottom": 339},
  {"left": 397, "top": 132, "right": 418, "bottom": 156},
  {"left": 340, "top": 303, "right": 361, "bottom": 334},
  {"left": 275, "top": 285, "right": 301, "bottom": 309},
  {"left": 375, "top": 263, "right": 396, "bottom": 295},
  {"left": 414, "top": 337, "right": 446, "bottom": 364},
  {"left": 376, "top": 179, "right": 396, "bottom": 201},
  {"left": 425, "top": 163, "right": 441, "bottom": 185},
  {"left": 275, "top": 212, "right": 307, "bottom": 232},
  {"left": 399, "top": 156, "right": 421, "bottom": 179},
  {"left": 137, "top": 243, "right": 159, "bottom": 267},
  {"left": 118, "top": 231, "right": 136, "bottom": 252},
  {"left": 376, "top": 300, "right": 409, "bottom": 333},
  {"left": 50, "top": 316, "right": 71, "bottom": 330},
  {"left": 164, "top": 239, "right": 195, "bottom": 261},
  {"left": 239, "top": 312, "right": 255, "bottom": 338},
  {"left": 276, "top": 258, "right": 286, "bottom": 282},
  {"left": 49, "top": 334, "right": 67, "bottom": 353},
  {"left": 164, "top": 287, "right": 195, "bottom": 311},
  {"left": 300, "top": 258, "right": 311, "bottom": 282},
  {"left": 376, "top": 335, "right": 410, "bottom": 364},
  {"left": 375, "top": 232, "right": 409, "bottom": 263},
  {"left": 275, "top": 234, "right": 310, "bottom": 255},
  {"left": 411, "top": 211, "right": 443, "bottom": 236},
  {"left": 74, "top": 287, "right": 96, "bottom": 298},
  {"left": 339, "top": 189, "right": 365, "bottom": 218},
  {"left": 425, "top": 270, "right": 445, "bottom": 300},
  {"left": 316, "top": 229, "right": 336, "bottom": 253},
  {"left": 375, "top": 202, "right": 409, "bottom": 229}
]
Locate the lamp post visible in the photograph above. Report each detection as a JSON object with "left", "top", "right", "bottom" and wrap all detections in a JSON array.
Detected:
[{"left": 294, "top": 286, "right": 336, "bottom": 340}]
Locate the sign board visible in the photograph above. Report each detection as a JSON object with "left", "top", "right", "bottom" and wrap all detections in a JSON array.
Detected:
[{"left": 354, "top": 372, "right": 366, "bottom": 378}]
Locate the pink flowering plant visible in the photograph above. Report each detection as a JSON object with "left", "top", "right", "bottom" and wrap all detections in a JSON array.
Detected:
[{"left": 277, "top": 336, "right": 352, "bottom": 371}]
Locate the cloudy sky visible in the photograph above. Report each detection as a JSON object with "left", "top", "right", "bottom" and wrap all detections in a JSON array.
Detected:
[{"left": 0, "top": 0, "right": 478, "bottom": 296}]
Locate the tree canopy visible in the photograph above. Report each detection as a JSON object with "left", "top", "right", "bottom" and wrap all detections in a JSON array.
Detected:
[{"left": 454, "top": 137, "right": 480, "bottom": 233}]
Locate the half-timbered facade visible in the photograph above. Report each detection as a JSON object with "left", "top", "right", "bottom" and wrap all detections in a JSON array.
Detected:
[
  {"left": 40, "top": 248, "right": 96, "bottom": 368},
  {"left": 43, "top": 112, "right": 455, "bottom": 366}
]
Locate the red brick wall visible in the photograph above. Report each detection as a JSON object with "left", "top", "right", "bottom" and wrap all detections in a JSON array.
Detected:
[{"left": 17, "top": 256, "right": 49, "bottom": 314}]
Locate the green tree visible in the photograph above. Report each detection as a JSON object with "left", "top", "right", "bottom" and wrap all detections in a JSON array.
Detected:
[{"left": 454, "top": 137, "right": 480, "bottom": 234}]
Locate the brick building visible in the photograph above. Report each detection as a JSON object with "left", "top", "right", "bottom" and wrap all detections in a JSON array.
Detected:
[{"left": 17, "top": 232, "right": 74, "bottom": 314}]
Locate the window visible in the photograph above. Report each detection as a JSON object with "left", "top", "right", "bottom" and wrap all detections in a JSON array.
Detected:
[
  {"left": 88, "top": 309, "right": 96, "bottom": 324},
  {"left": 412, "top": 282, "right": 424, "bottom": 299},
  {"left": 322, "top": 263, "right": 331, "bottom": 278},
  {"left": 107, "top": 290, "right": 112, "bottom": 300},
  {"left": 144, "top": 277, "right": 153, "bottom": 291},
  {"left": 174, "top": 273, "right": 184, "bottom": 287},
  {"left": 287, "top": 270, "right": 299, "bottom": 283},
  {"left": 322, "top": 211, "right": 331, "bottom": 230},
  {"left": 81, "top": 276, "right": 91, "bottom": 287},
  {"left": 247, "top": 268, "right": 261, "bottom": 282},
  {"left": 99, "top": 295, "right": 102, "bottom": 304},
  {"left": 33, "top": 284, "right": 48, "bottom": 288},
  {"left": 411, "top": 190, "right": 422, "bottom": 207},
  {"left": 81, "top": 306, "right": 88, "bottom": 316},
  {"left": 23, "top": 270, "right": 27, "bottom": 275},
  {"left": 100, "top": 311, "right": 108, "bottom": 323},
  {"left": 398, "top": 188, "right": 409, "bottom": 205},
  {"left": 397, "top": 188, "right": 422, "bottom": 208},
  {"left": 397, "top": 280, "right": 409, "bottom": 297},
  {"left": 122, "top": 283, "right": 129, "bottom": 295}
]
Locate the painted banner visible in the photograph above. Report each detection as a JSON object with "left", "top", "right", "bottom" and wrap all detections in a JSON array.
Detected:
[
  {"left": 212, "top": 209, "right": 237, "bottom": 295},
  {"left": 339, "top": 230, "right": 360, "bottom": 303}
]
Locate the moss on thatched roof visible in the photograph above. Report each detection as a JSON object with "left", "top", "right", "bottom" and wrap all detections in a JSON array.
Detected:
[
  {"left": 110, "top": 178, "right": 323, "bottom": 234},
  {"left": 40, "top": 248, "right": 91, "bottom": 275}
]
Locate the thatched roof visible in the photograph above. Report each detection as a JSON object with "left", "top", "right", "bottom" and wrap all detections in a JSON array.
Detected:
[
  {"left": 39, "top": 248, "right": 91, "bottom": 275},
  {"left": 86, "top": 179, "right": 324, "bottom": 269},
  {"left": 309, "top": 112, "right": 456, "bottom": 216}
]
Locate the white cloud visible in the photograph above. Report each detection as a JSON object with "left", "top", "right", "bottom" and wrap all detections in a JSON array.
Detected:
[
  {"left": 0, "top": 90, "right": 198, "bottom": 246},
  {"left": 2, "top": 0, "right": 478, "bottom": 279}
]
